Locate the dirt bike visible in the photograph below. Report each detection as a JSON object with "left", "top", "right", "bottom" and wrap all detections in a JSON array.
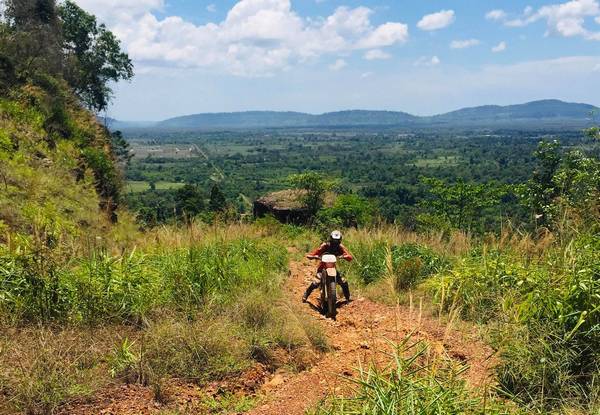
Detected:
[{"left": 318, "top": 254, "right": 339, "bottom": 319}]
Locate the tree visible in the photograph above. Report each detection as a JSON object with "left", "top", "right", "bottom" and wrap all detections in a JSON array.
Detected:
[
  {"left": 1, "top": 0, "right": 62, "bottom": 77},
  {"left": 175, "top": 184, "right": 205, "bottom": 219},
  {"left": 209, "top": 184, "right": 226, "bottom": 212},
  {"left": 319, "top": 194, "right": 374, "bottom": 228},
  {"left": 110, "top": 130, "right": 132, "bottom": 165},
  {"left": 288, "top": 172, "right": 334, "bottom": 218},
  {"left": 58, "top": 0, "right": 133, "bottom": 112},
  {"left": 521, "top": 139, "right": 600, "bottom": 227},
  {"left": 521, "top": 140, "right": 562, "bottom": 226},
  {"left": 419, "top": 177, "right": 506, "bottom": 232}
]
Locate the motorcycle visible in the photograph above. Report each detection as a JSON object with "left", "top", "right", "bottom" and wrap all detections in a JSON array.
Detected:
[{"left": 318, "top": 254, "right": 339, "bottom": 319}]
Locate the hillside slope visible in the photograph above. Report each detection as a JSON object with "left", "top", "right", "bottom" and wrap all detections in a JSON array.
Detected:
[{"left": 0, "top": 82, "right": 121, "bottom": 242}]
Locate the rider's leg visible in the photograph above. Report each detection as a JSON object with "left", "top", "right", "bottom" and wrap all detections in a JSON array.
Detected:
[
  {"left": 339, "top": 273, "right": 351, "bottom": 302},
  {"left": 303, "top": 272, "right": 322, "bottom": 302}
]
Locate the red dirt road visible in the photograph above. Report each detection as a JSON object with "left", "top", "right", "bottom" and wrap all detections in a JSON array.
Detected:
[{"left": 245, "top": 258, "right": 495, "bottom": 415}]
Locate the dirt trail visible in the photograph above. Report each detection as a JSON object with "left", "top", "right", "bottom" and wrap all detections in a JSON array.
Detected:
[
  {"left": 57, "top": 256, "right": 495, "bottom": 415},
  {"left": 246, "top": 258, "right": 495, "bottom": 415}
]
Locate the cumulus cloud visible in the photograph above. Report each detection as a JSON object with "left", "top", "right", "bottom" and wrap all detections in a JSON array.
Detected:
[
  {"left": 417, "top": 10, "right": 455, "bottom": 31},
  {"left": 414, "top": 56, "right": 440, "bottom": 67},
  {"left": 329, "top": 58, "right": 347, "bottom": 71},
  {"left": 485, "top": 9, "right": 507, "bottom": 21},
  {"left": 73, "top": 0, "right": 409, "bottom": 76},
  {"left": 492, "top": 41, "right": 507, "bottom": 52},
  {"left": 488, "top": 0, "right": 600, "bottom": 40},
  {"left": 364, "top": 49, "right": 391, "bottom": 60},
  {"left": 450, "top": 39, "right": 480, "bottom": 49},
  {"left": 206, "top": 4, "right": 216, "bottom": 12}
]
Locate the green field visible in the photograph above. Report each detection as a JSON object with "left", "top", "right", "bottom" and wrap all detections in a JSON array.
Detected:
[{"left": 126, "top": 180, "right": 186, "bottom": 193}]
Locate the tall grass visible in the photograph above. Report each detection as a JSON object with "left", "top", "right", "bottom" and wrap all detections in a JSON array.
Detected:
[
  {"left": 314, "top": 335, "right": 513, "bottom": 415},
  {"left": 347, "top": 235, "right": 449, "bottom": 292},
  {"left": 0, "top": 229, "right": 287, "bottom": 324},
  {"left": 0, "top": 223, "right": 329, "bottom": 413},
  {"left": 424, "top": 231, "right": 600, "bottom": 411}
]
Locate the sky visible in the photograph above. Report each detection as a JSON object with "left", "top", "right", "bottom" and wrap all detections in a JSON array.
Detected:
[{"left": 72, "top": 0, "right": 600, "bottom": 120}]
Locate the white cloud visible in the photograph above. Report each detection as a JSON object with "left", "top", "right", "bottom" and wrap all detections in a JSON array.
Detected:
[
  {"left": 414, "top": 55, "right": 440, "bottom": 67},
  {"left": 596, "top": 15, "right": 600, "bottom": 22},
  {"left": 485, "top": 9, "right": 507, "bottom": 21},
  {"left": 450, "top": 39, "right": 480, "bottom": 49},
  {"left": 329, "top": 58, "right": 347, "bottom": 71},
  {"left": 492, "top": 41, "right": 507, "bottom": 52},
  {"left": 593, "top": 63, "right": 600, "bottom": 71},
  {"left": 206, "top": 4, "right": 216, "bottom": 13},
  {"left": 364, "top": 49, "right": 391, "bottom": 60},
  {"left": 356, "top": 22, "right": 409, "bottom": 48},
  {"left": 361, "top": 71, "right": 373, "bottom": 78},
  {"left": 489, "top": 0, "right": 600, "bottom": 40},
  {"left": 73, "top": 0, "right": 409, "bottom": 77},
  {"left": 417, "top": 10, "right": 455, "bottom": 31}
]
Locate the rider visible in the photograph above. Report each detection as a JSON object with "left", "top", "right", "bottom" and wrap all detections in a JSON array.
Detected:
[{"left": 303, "top": 230, "right": 353, "bottom": 303}]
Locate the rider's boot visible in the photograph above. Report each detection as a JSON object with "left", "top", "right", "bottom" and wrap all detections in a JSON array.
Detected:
[
  {"left": 340, "top": 280, "right": 351, "bottom": 302},
  {"left": 303, "top": 282, "right": 318, "bottom": 303}
]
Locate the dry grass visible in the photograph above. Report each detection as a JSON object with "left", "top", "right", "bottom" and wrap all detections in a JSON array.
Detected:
[
  {"left": 0, "top": 326, "right": 135, "bottom": 415},
  {"left": 344, "top": 226, "right": 473, "bottom": 257}
]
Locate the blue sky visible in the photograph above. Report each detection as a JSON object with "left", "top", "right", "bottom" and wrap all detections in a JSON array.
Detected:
[{"left": 74, "top": 0, "right": 600, "bottom": 120}]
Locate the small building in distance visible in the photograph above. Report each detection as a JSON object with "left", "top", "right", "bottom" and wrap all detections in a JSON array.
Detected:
[{"left": 253, "top": 189, "right": 310, "bottom": 224}]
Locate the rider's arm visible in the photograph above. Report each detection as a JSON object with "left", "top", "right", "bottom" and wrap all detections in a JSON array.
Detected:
[
  {"left": 306, "top": 243, "right": 327, "bottom": 259},
  {"left": 340, "top": 244, "right": 353, "bottom": 261}
]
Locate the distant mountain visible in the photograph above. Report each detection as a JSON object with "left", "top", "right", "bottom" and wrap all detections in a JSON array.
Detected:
[
  {"left": 429, "top": 100, "right": 598, "bottom": 124},
  {"left": 158, "top": 111, "right": 313, "bottom": 129},
  {"left": 119, "top": 100, "right": 598, "bottom": 130},
  {"left": 156, "top": 109, "right": 418, "bottom": 129}
]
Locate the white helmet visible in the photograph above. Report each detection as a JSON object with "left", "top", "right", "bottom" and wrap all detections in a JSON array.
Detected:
[{"left": 330, "top": 230, "right": 342, "bottom": 243}]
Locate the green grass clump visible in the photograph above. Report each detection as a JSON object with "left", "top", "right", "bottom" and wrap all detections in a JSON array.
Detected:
[
  {"left": 0, "top": 235, "right": 288, "bottom": 325},
  {"left": 350, "top": 240, "right": 448, "bottom": 290},
  {"left": 425, "top": 233, "right": 600, "bottom": 411},
  {"left": 314, "top": 336, "right": 513, "bottom": 415}
]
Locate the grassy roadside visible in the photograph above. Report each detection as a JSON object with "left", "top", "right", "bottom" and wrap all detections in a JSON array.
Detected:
[
  {"left": 320, "top": 225, "right": 600, "bottom": 414},
  {"left": 0, "top": 223, "right": 327, "bottom": 414}
]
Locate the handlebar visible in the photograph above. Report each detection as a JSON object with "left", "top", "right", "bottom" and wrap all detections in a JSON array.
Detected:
[{"left": 306, "top": 254, "right": 351, "bottom": 260}]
